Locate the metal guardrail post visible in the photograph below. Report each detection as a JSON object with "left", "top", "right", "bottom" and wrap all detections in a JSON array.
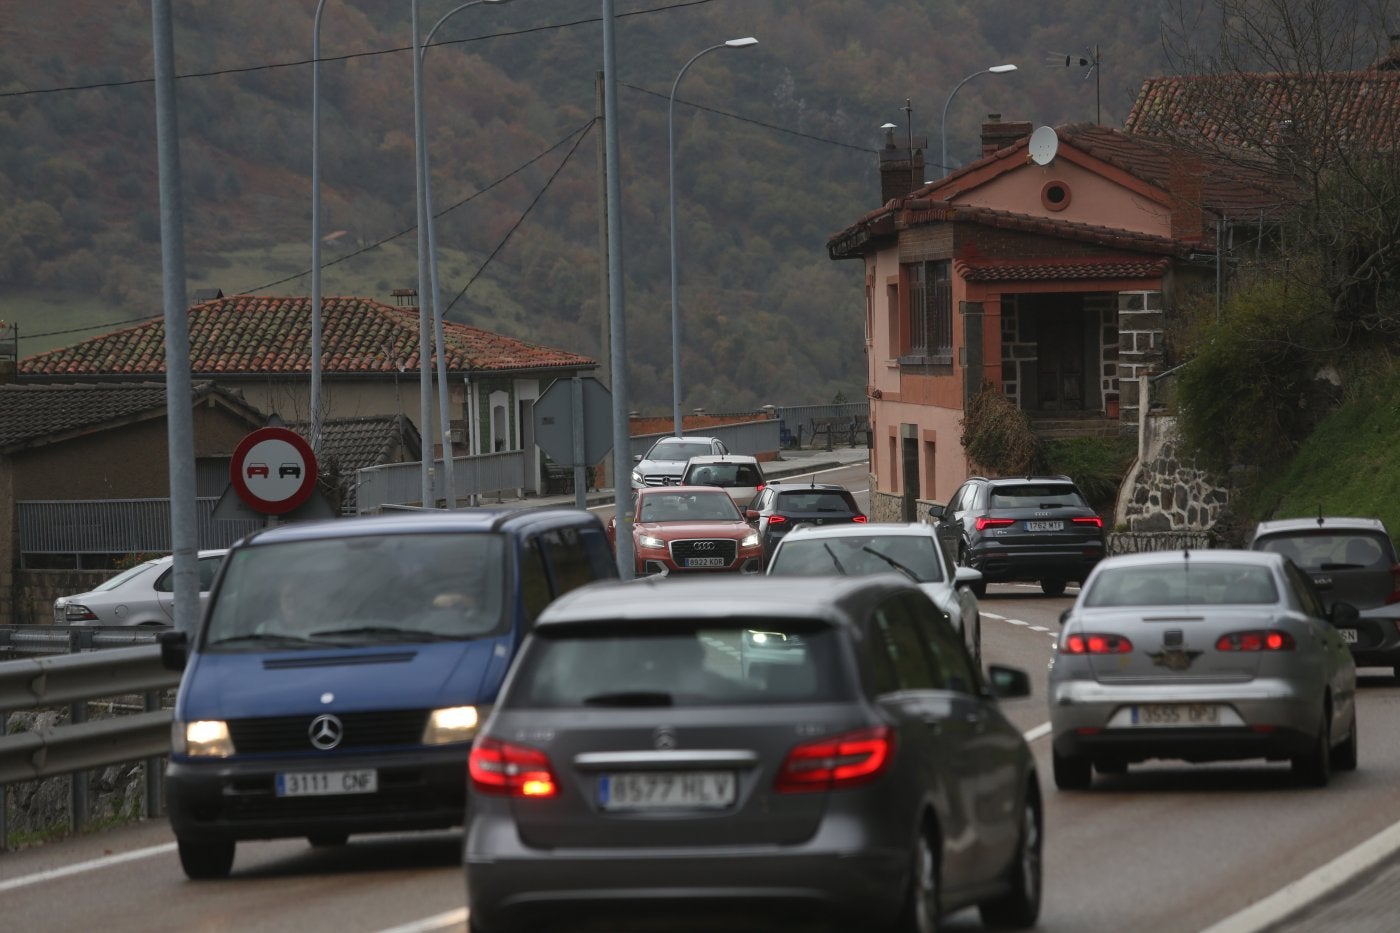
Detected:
[
  {"left": 1, "top": 711, "right": 7, "bottom": 851},
  {"left": 70, "top": 701, "right": 88, "bottom": 832},
  {"left": 144, "top": 690, "right": 163, "bottom": 818}
]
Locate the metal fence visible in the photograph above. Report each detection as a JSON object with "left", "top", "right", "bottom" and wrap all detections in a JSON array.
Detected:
[
  {"left": 772, "top": 403, "right": 869, "bottom": 448},
  {"left": 628, "top": 419, "right": 781, "bottom": 462},
  {"left": 355, "top": 450, "right": 528, "bottom": 514},
  {"left": 18, "top": 498, "right": 262, "bottom": 565}
]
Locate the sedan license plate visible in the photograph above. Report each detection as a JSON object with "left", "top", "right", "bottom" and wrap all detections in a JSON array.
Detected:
[
  {"left": 598, "top": 771, "right": 735, "bottom": 811},
  {"left": 1340, "top": 628, "right": 1359, "bottom": 644},
  {"left": 685, "top": 557, "right": 726, "bottom": 568},
  {"left": 276, "top": 769, "right": 378, "bottom": 797},
  {"left": 1024, "top": 520, "right": 1063, "bottom": 531},
  {"left": 1130, "top": 704, "right": 1221, "bottom": 727}
]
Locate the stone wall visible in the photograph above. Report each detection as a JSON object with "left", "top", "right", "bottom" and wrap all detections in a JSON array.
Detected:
[
  {"left": 5, "top": 569, "right": 109, "bottom": 627},
  {"left": 1116, "top": 412, "right": 1233, "bottom": 538}
]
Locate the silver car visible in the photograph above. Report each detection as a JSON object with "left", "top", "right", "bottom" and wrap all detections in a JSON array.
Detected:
[
  {"left": 764, "top": 522, "right": 984, "bottom": 668},
  {"left": 630, "top": 435, "right": 728, "bottom": 489},
  {"left": 1049, "top": 549, "right": 1358, "bottom": 790},
  {"left": 54, "top": 549, "right": 228, "bottom": 626},
  {"left": 465, "top": 575, "right": 1041, "bottom": 933}
]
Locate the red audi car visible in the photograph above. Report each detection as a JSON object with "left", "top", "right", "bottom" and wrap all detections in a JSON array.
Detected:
[{"left": 608, "top": 486, "right": 764, "bottom": 576}]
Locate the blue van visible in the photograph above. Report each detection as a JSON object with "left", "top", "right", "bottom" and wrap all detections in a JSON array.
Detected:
[{"left": 159, "top": 507, "right": 616, "bottom": 879}]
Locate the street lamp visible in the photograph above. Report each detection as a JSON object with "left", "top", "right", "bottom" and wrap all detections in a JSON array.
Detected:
[
  {"left": 412, "top": 0, "right": 513, "bottom": 506},
  {"left": 668, "top": 36, "right": 758, "bottom": 437},
  {"left": 310, "top": 0, "right": 328, "bottom": 455},
  {"left": 940, "top": 63, "right": 1017, "bottom": 178}
]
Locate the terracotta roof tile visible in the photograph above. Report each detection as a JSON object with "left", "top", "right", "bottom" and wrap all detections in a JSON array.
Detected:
[
  {"left": 955, "top": 257, "right": 1171, "bottom": 282},
  {"left": 19, "top": 295, "right": 595, "bottom": 378}
]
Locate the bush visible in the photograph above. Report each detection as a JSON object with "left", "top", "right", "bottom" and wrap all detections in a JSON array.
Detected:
[
  {"left": 959, "top": 383, "right": 1044, "bottom": 476},
  {"left": 1042, "top": 436, "right": 1137, "bottom": 516}
]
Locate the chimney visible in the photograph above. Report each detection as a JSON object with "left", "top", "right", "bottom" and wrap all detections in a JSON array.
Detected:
[
  {"left": 981, "top": 114, "right": 1033, "bottom": 158},
  {"left": 879, "top": 127, "right": 927, "bottom": 203},
  {"left": 1169, "top": 149, "right": 1205, "bottom": 243},
  {"left": 1374, "top": 33, "right": 1400, "bottom": 70}
]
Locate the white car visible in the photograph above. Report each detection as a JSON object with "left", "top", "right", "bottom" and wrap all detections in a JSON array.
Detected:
[
  {"left": 764, "top": 522, "right": 984, "bottom": 667},
  {"left": 630, "top": 436, "right": 728, "bottom": 489},
  {"left": 680, "top": 453, "right": 767, "bottom": 509},
  {"left": 54, "top": 549, "right": 228, "bottom": 627}
]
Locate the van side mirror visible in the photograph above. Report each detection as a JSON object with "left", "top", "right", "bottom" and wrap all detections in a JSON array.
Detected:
[{"left": 158, "top": 629, "right": 188, "bottom": 672}]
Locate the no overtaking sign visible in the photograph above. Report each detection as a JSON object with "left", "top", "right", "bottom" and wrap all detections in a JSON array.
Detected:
[{"left": 230, "top": 427, "right": 318, "bottom": 515}]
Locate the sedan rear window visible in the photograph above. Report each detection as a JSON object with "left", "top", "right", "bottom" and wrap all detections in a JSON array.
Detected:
[
  {"left": 989, "top": 484, "right": 1084, "bottom": 509},
  {"left": 507, "top": 622, "right": 850, "bottom": 707},
  {"left": 1084, "top": 563, "right": 1279, "bottom": 607}
]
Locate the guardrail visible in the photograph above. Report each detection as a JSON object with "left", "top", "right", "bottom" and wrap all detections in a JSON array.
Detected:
[{"left": 0, "top": 632, "right": 177, "bottom": 850}]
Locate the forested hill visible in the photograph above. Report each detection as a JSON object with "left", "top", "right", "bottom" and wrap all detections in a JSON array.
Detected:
[{"left": 0, "top": 0, "right": 1173, "bottom": 412}]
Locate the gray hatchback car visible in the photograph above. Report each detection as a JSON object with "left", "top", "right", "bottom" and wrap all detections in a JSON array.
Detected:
[{"left": 465, "top": 575, "right": 1041, "bottom": 933}]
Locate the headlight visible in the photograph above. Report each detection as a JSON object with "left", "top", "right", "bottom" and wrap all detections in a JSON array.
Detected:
[
  {"left": 630, "top": 470, "right": 644, "bottom": 486},
  {"left": 638, "top": 534, "right": 666, "bottom": 549},
  {"left": 176, "top": 720, "right": 234, "bottom": 757},
  {"left": 422, "top": 706, "right": 480, "bottom": 745},
  {"left": 741, "top": 531, "right": 760, "bottom": 548}
]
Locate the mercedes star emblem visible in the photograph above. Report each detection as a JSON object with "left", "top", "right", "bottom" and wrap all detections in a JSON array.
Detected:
[{"left": 308, "top": 713, "right": 344, "bottom": 750}]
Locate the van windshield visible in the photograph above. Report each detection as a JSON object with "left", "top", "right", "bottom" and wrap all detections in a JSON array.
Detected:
[{"left": 203, "top": 533, "right": 507, "bottom": 649}]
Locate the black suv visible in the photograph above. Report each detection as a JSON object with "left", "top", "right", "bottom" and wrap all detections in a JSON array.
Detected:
[
  {"left": 1250, "top": 516, "right": 1400, "bottom": 677},
  {"left": 745, "top": 481, "right": 866, "bottom": 563},
  {"left": 929, "top": 475, "right": 1105, "bottom": 597}
]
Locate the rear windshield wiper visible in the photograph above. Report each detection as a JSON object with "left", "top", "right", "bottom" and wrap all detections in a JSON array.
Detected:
[{"left": 581, "top": 691, "right": 675, "bottom": 707}]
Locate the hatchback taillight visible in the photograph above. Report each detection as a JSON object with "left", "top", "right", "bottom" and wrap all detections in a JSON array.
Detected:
[
  {"left": 775, "top": 726, "right": 893, "bottom": 793},
  {"left": 852, "top": 515, "right": 868, "bottom": 524},
  {"left": 469, "top": 737, "right": 557, "bottom": 797},
  {"left": 1216, "top": 631, "right": 1296, "bottom": 652},
  {"left": 1060, "top": 633, "right": 1133, "bottom": 654},
  {"left": 1072, "top": 516, "right": 1104, "bottom": 529},
  {"left": 1387, "top": 563, "right": 1400, "bottom": 606},
  {"left": 976, "top": 517, "right": 1015, "bottom": 531},
  {"left": 768, "top": 515, "right": 788, "bottom": 526}
]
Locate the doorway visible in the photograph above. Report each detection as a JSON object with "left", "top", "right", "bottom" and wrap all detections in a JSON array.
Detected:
[{"left": 1020, "top": 294, "right": 1095, "bottom": 412}]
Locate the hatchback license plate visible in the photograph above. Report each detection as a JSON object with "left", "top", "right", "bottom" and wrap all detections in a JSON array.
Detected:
[
  {"left": 599, "top": 771, "right": 735, "bottom": 810},
  {"left": 276, "top": 769, "right": 378, "bottom": 797},
  {"left": 685, "top": 557, "right": 726, "bottom": 568},
  {"left": 1130, "top": 704, "right": 1221, "bottom": 726},
  {"left": 1024, "top": 520, "right": 1063, "bottom": 531},
  {"left": 1340, "top": 628, "right": 1359, "bottom": 643}
]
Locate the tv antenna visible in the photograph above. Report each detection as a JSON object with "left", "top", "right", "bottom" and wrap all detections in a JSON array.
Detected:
[{"left": 1047, "top": 44, "right": 1100, "bottom": 124}]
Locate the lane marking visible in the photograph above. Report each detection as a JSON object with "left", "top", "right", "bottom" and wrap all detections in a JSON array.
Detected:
[
  {"left": 377, "top": 908, "right": 468, "bottom": 933},
  {"left": 0, "top": 842, "right": 177, "bottom": 893},
  {"left": 1006, "top": 619, "right": 1029, "bottom": 626},
  {"left": 1023, "top": 722, "right": 1051, "bottom": 743}
]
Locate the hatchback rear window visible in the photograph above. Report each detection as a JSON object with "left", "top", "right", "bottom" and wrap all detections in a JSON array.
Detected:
[
  {"left": 507, "top": 622, "right": 850, "bottom": 707},
  {"left": 1083, "top": 563, "right": 1278, "bottom": 607},
  {"left": 989, "top": 484, "right": 1084, "bottom": 509},
  {"left": 1256, "top": 532, "right": 1393, "bottom": 570},
  {"left": 775, "top": 491, "right": 856, "bottom": 512}
]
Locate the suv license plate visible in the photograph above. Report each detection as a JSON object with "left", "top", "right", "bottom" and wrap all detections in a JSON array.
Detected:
[
  {"left": 599, "top": 771, "right": 735, "bottom": 810},
  {"left": 276, "top": 770, "right": 378, "bottom": 797},
  {"left": 1024, "top": 521, "right": 1063, "bottom": 531},
  {"left": 1340, "top": 628, "right": 1359, "bottom": 643}
]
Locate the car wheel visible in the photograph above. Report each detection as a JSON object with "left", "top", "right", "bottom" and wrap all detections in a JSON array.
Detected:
[
  {"left": 978, "top": 787, "right": 1042, "bottom": 929},
  {"left": 1330, "top": 708, "right": 1358, "bottom": 772},
  {"left": 1040, "top": 579, "right": 1067, "bottom": 597},
  {"left": 960, "top": 547, "right": 987, "bottom": 599},
  {"left": 308, "top": 833, "right": 348, "bottom": 847},
  {"left": 177, "top": 837, "right": 235, "bottom": 880},
  {"left": 1292, "top": 707, "right": 1331, "bottom": 788},
  {"left": 1052, "top": 749, "right": 1092, "bottom": 791},
  {"left": 892, "top": 825, "right": 942, "bottom": 933},
  {"left": 1094, "top": 759, "right": 1128, "bottom": 775}
]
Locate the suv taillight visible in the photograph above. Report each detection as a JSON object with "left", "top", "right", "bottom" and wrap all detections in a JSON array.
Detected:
[
  {"left": 1388, "top": 563, "right": 1400, "bottom": 606},
  {"left": 1060, "top": 633, "right": 1133, "bottom": 654},
  {"left": 976, "top": 517, "right": 1015, "bottom": 531},
  {"left": 1072, "top": 516, "right": 1104, "bottom": 529},
  {"left": 775, "top": 726, "right": 893, "bottom": 793},
  {"left": 768, "top": 515, "right": 787, "bottom": 526},
  {"left": 469, "top": 737, "right": 557, "bottom": 797},
  {"left": 852, "top": 515, "right": 868, "bottom": 524},
  {"left": 1216, "top": 631, "right": 1296, "bottom": 652}
]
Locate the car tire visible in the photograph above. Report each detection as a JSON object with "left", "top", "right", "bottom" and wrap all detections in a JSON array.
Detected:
[
  {"left": 978, "top": 787, "right": 1042, "bottom": 929},
  {"left": 177, "top": 837, "right": 235, "bottom": 880},
  {"left": 1040, "top": 579, "right": 1067, "bottom": 597},
  {"left": 1292, "top": 707, "right": 1332, "bottom": 788},
  {"left": 1331, "top": 708, "right": 1359, "bottom": 772},
  {"left": 1052, "top": 749, "right": 1092, "bottom": 791},
  {"left": 308, "top": 833, "right": 348, "bottom": 847},
  {"left": 887, "top": 824, "right": 942, "bottom": 933},
  {"left": 960, "top": 547, "right": 987, "bottom": 599},
  {"left": 1094, "top": 759, "right": 1128, "bottom": 775}
]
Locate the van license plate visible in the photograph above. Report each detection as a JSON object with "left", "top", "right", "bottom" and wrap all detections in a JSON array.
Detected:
[
  {"left": 1024, "top": 521, "right": 1063, "bottom": 531},
  {"left": 276, "top": 770, "right": 378, "bottom": 797},
  {"left": 598, "top": 771, "right": 735, "bottom": 810},
  {"left": 1340, "top": 628, "right": 1359, "bottom": 643},
  {"left": 685, "top": 557, "right": 726, "bottom": 568}
]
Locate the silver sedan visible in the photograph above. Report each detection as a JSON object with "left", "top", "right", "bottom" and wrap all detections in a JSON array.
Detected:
[{"left": 1048, "top": 549, "right": 1358, "bottom": 789}]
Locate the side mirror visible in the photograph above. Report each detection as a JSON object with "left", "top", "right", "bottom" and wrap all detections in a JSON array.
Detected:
[
  {"left": 954, "top": 566, "right": 983, "bottom": 586},
  {"left": 1059, "top": 608, "right": 1072, "bottom": 626},
  {"left": 927, "top": 503, "right": 946, "bottom": 520},
  {"left": 1330, "top": 601, "right": 1360, "bottom": 628},
  {"left": 746, "top": 509, "right": 760, "bottom": 522},
  {"left": 158, "top": 629, "right": 189, "bottom": 672},
  {"left": 633, "top": 453, "right": 642, "bottom": 463},
  {"left": 986, "top": 664, "right": 1031, "bottom": 699}
]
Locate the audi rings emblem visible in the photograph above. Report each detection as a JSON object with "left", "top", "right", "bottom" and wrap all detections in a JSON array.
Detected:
[
  {"left": 693, "top": 541, "right": 716, "bottom": 551},
  {"left": 308, "top": 714, "right": 344, "bottom": 750}
]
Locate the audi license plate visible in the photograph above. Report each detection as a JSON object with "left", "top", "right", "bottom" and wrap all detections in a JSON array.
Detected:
[
  {"left": 599, "top": 771, "right": 735, "bottom": 810},
  {"left": 685, "top": 557, "right": 726, "bottom": 568},
  {"left": 276, "top": 769, "right": 378, "bottom": 797},
  {"left": 1340, "top": 628, "right": 1359, "bottom": 643},
  {"left": 1024, "top": 520, "right": 1063, "bottom": 531},
  {"left": 1130, "top": 704, "right": 1221, "bottom": 726}
]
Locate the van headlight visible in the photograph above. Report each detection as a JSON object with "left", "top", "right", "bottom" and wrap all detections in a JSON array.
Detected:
[
  {"left": 422, "top": 706, "right": 480, "bottom": 745},
  {"left": 176, "top": 720, "right": 234, "bottom": 757}
]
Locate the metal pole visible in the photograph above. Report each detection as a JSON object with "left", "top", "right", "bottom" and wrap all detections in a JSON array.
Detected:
[
  {"left": 151, "top": 0, "right": 199, "bottom": 637},
  {"left": 941, "top": 65, "right": 1016, "bottom": 178},
  {"left": 310, "top": 0, "right": 327, "bottom": 454},
  {"left": 411, "top": 0, "right": 435, "bottom": 506}
]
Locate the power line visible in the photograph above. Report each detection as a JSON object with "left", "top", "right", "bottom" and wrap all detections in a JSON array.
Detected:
[{"left": 621, "top": 83, "right": 875, "bottom": 154}]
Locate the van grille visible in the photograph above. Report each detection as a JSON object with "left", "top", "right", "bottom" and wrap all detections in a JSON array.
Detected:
[{"left": 228, "top": 709, "right": 429, "bottom": 753}]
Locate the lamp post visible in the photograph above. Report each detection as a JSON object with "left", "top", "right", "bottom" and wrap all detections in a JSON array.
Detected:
[
  {"left": 310, "top": 0, "right": 327, "bottom": 455},
  {"left": 668, "top": 36, "right": 758, "bottom": 437},
  {"left": 940, "top": 63, "right": 1017, "bottom": 178}
]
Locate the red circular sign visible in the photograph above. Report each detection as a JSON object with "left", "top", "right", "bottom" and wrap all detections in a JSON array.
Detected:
[{"left": 230, "top": 427, "right": 319, "bottom": 515}]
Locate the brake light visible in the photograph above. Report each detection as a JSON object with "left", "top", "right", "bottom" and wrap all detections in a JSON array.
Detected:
[
  {"left": 775, "top": 726, "right": 893, "bottom": 793},
  {"left": 1216, "top": 630, "right": 1296, "bottom": 652},
  {"left": 1060, "top": 633, "right": 1133, "bottom": 654},
  {"left": 852, "top": 515, "right": 868, "bottom": 523},
  {"left": 768, "top": 515, "right": 788, "bottom": 526},
  {"left": 1072, "top": 516, "right": 1104, "bottom": 529},
  {"left": 1388, "top": 563, "right": 1400, "bottom": 606},
  {"left": 469, "top": 737, "right": 557, "bottom": 797},
  {"left": 976, "top": 517, "right": 1015, "bottom": 531},
  {"left": 755, "top": 483, "right": 765, "bottom": 494}
]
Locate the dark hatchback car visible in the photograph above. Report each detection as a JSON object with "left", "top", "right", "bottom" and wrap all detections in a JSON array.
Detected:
[
  {"left": 930, "top": 475, "right": 1105, "bottom": 597},
  {"left": 465, "top": 575, "right": 1042, "bottom": 933},
  {"left": 745, "top": 481, "right": 867, "bottom": 562},
  {"left": 1250, "top": 516, "right": 1400, "bottom": 677}
]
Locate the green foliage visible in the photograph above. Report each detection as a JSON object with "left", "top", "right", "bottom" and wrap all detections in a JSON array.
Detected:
[
  {"left": 960, "top": 384, "right": 1044, "bottom": 476},
  {"left": 1042, "top": 436, "right": 1137, "bottom": 516},
  {"left": 1175, "top": 278, "right": 1333, "bottom": 472}
]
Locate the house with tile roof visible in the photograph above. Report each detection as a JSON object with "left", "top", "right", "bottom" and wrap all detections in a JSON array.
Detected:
[
  {"left": 826, "top": 117, "right": 1293, "bottom": 517},
  {"left": 0, "top": 381, "right": 269, "bottom": 624},
  {"left": 285, "top": 413, "right": 422, "bottom": 514},
  {"left": 18, "top": 293, "right": 598, "bottom": 495}
]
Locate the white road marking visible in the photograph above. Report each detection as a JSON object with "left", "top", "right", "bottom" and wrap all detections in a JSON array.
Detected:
[
  {"left": 1006, "top": 619, "right": 1029, "bottom": 626},
  {"left": 0, "top": 842, "right": 176, "bottom": 893},
  {"left": 1023, "top": 722, "right": 1051, "bottom": 743},
  {"left": 377, "top": 908, "right": 468, "bottom": 933}
]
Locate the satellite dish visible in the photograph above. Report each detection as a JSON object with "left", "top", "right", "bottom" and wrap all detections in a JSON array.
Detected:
[{"left": 1028, "top": 125, "right": 1059, "bottom": 166}]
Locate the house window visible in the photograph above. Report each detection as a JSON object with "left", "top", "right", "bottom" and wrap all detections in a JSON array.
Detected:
[{"left": 903, "top": 260, "right": 952, "bottom": 365}]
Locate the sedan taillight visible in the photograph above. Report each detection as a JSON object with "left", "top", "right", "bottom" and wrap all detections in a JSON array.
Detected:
[
  {"left": 1060, "top": 633, "right": 1133, "bottom": 654},
  {"left": 1216, "top": 631, "right": 1296, "bottom": 652},
  {"left": 976, "top": 517, "right": 1015, "bottom": 531},
  {"left": 775, "top": 726, "right": 893, "bottom": 793},
  {"left": 63, "top": 604, "right": 100, "bottom": 622},
  {"left": 469, "top": 737, "right": 557, "bottom": 797}
]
